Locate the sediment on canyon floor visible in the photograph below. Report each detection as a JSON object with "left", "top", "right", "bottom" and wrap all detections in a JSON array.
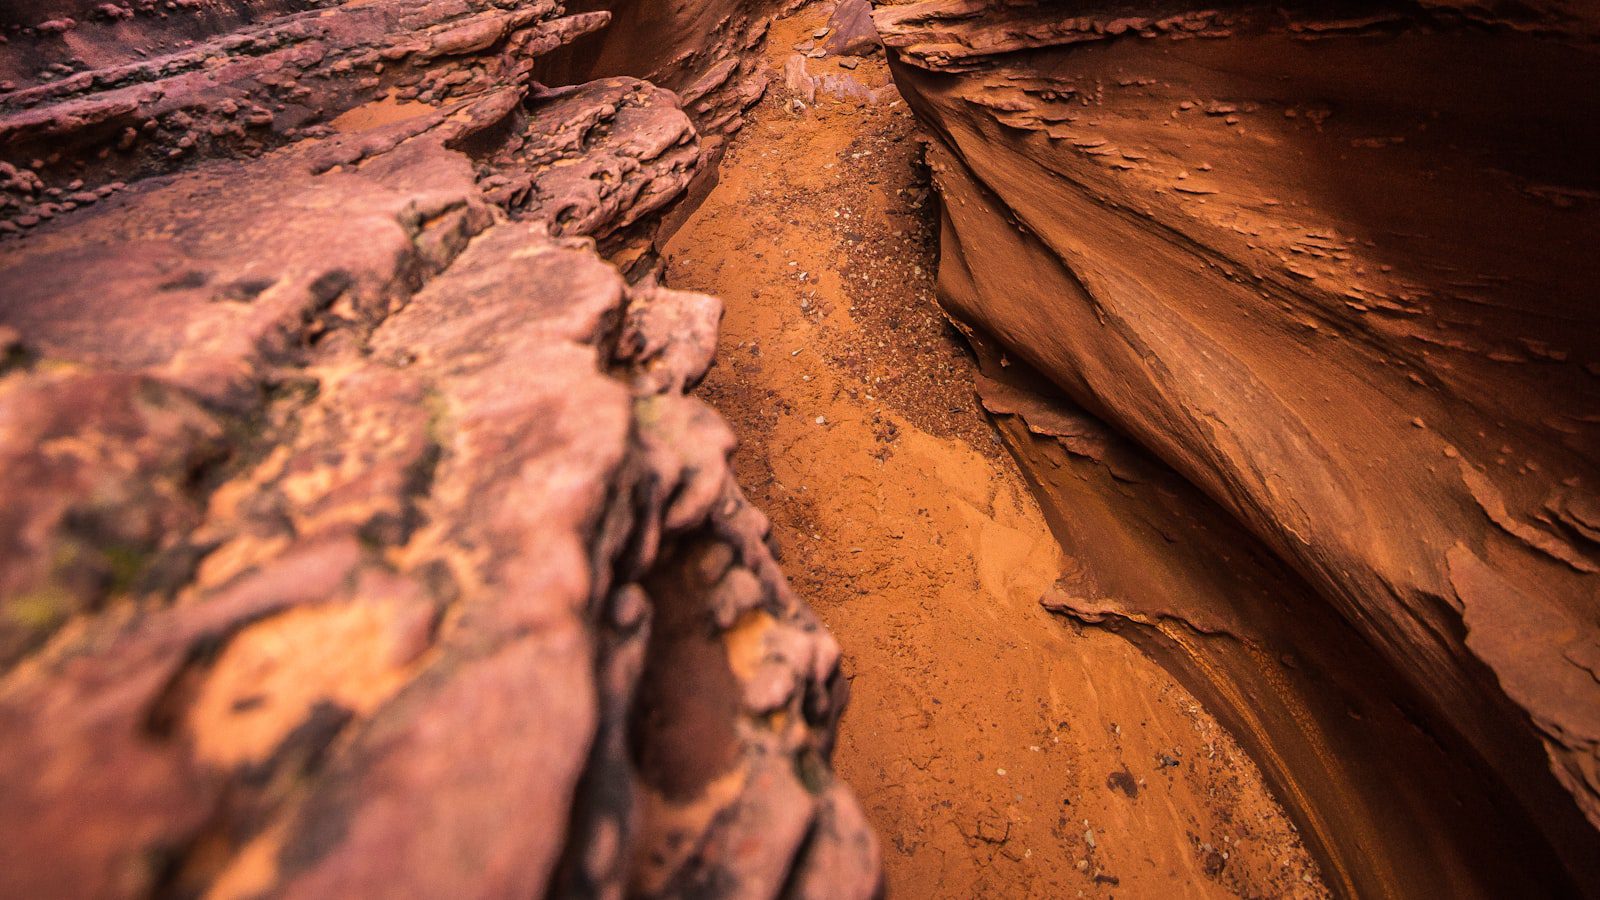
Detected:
[
  {"left": 1, "top": 0, "right": 1598, "bottom": 898},
  {"left": 659, "top": 7, "right": 1331, "bottom": 896}
]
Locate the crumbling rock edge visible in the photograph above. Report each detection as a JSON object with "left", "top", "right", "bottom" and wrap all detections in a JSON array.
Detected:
[{"left": 0, "top": 1, "right": 880, "bottom": 896}]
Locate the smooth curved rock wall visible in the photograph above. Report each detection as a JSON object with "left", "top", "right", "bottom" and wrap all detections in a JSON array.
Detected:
[{"left": 879, "top": 0, "right": 1600, "bottom": 894}]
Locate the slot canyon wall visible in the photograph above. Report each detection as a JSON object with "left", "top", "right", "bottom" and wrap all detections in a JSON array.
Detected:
[
  {"left": 875, "top": 0, "right": 1600, "bottom": 896},
  {"left": 2, "top": 0, "right": 1599, "bottom": 895},
  {"left": 0, "top": 0, "right": 879, "bottom": 896}
]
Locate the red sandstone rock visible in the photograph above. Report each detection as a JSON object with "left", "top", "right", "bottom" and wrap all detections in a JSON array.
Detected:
[
  {"left": 0, "top": 1, "right": 879, "bottom": 897},
  {"left": 822, "top": 0, "right": 879, "bottom": 57},
  {"left": 880, "top": 0, "right": 1600, "bottom": 895}
]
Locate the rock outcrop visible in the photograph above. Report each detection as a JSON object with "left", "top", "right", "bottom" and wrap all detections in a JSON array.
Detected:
[
  {"left": 0, "top": 1, "right": 879, "bottom": 897},
  {"left": 879, "top": 0, "right": 1600, "bottom": 895},
  {"left": 534, "top": 0, "right": 791, "bottom": 151}
]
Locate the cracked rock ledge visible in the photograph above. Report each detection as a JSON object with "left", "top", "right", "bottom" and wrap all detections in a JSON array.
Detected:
[{"left": 0, "top": 0, "right": 879, "bottom": 896}]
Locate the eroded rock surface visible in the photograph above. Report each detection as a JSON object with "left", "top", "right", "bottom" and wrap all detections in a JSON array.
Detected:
[
  {"left": 880, "top": 0, "right": 1600, "bottom": 895},
  {"left": 0, "top": 1, "right": 879, "bottom": 897}
]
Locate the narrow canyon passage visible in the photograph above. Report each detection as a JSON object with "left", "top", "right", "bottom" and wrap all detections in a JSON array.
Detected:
[
  {"left": 663, "top": 6, "right": 1325, "bottom": 896},
  {"left": 3, "top": 0, "right": 1595, "bottom": 894}
]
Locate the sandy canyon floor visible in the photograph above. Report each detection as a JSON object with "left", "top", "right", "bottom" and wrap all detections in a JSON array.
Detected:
[
  {"left": 662, "top": 5, "right": 1329, "bottom": 897},
  {"left": 2, "top": 0, "right": 1595, "bottom": 894}
]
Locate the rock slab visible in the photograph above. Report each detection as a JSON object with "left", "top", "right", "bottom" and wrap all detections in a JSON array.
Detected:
[{"left": 0, "top": 1, "right": 881, "bottom": 897}]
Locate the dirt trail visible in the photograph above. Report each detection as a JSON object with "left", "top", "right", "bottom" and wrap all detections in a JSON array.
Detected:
[{"left": 662, "top": 5, "right": 1329, "bottom": 896}]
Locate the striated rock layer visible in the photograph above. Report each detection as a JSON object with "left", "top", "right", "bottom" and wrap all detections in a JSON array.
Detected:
[
  {"left": 880, "top": 0, "right": 1600, "bottom": 895},
  {"left": 532, "top": 0, "right": 804, "bottom": 257},
  {"left": 0, "top": 1, "right": 879, "bottom": 897}
]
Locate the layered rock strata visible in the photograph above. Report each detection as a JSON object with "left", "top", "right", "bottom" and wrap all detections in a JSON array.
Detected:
[
  {"left": 532, "top": 0, "right": 800, "bottom": 249},
  {"left": 0, "top": 1, "right": 879, "bottom": 897},
  {"left": 880, "top": 0, "right": 1600, "bottom": 895}
]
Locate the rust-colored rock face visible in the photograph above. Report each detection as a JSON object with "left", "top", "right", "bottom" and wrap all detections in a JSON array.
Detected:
[
  {"left": 8, "top": 0, "right": 1600, "bottom": 893},
  {"left": 0, "top": 1, "right": 878, "bottom": 897},
  {"left": 877, "top": 0, "right": 1600, "bottom": 895}
]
